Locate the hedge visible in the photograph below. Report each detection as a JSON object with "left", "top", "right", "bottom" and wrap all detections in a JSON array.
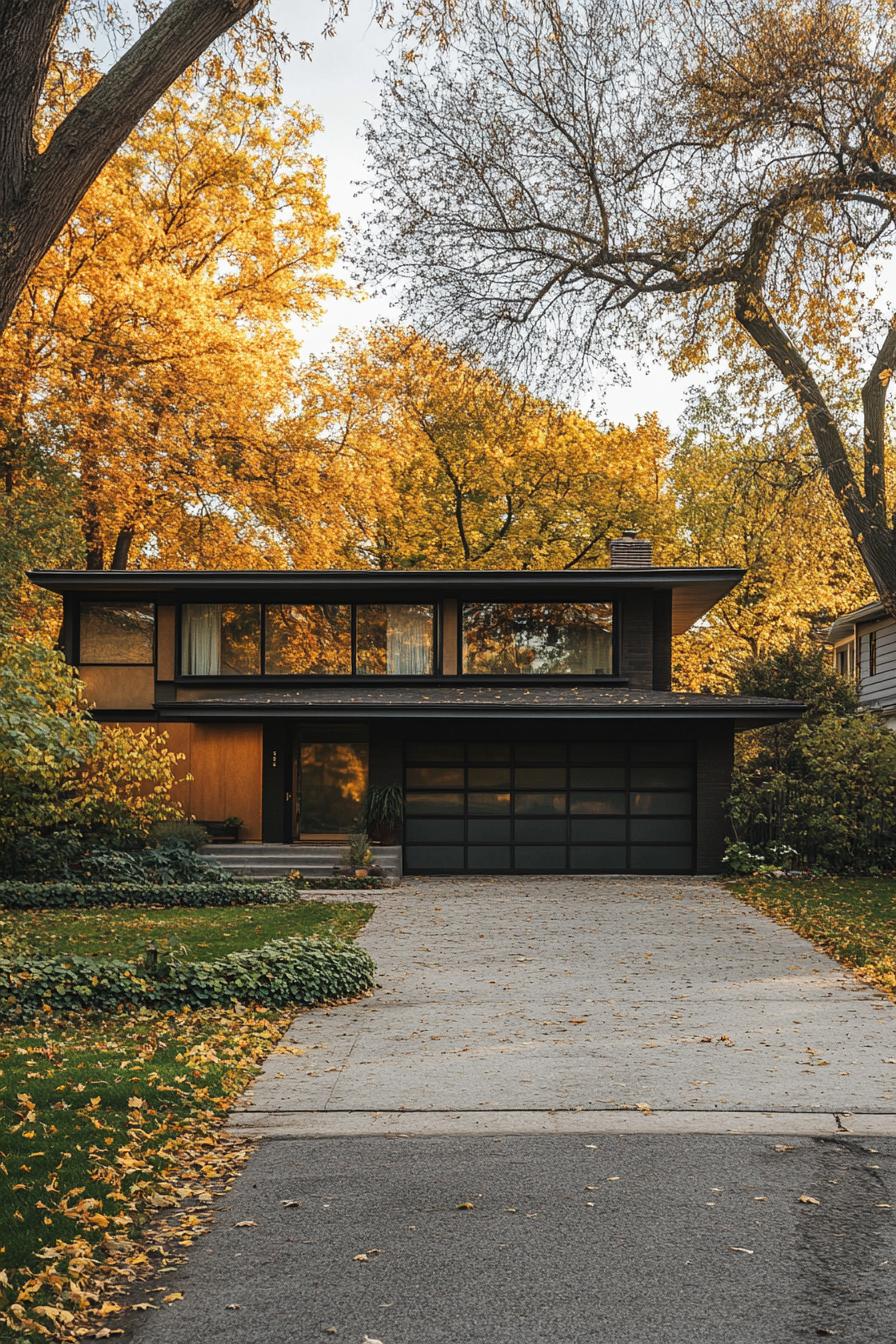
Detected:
[
  {"left": 0, "top": 877, "right": 387, "bottom": 910},
  {"left": 0, "top": 935, "right": 377, "bottom": 1021},
  {"left": 0, "top": 880, "right": 284, "bottom": 909}
]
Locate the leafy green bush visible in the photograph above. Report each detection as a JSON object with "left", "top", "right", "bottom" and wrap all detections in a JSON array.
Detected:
[
  {"left": 149, "top": 820, "right": 211, "bottom": 850},
  {"left": 0, "top": 876, "right": 388, "bottom": 909},
  {"left": 79, "top": 839, "right": 219, "bottom": 885},
  {"left": 0, "top": 935, "right": 376, "bottom": 1021},
  {"left": 0, "top": 880, "right": 280, "bottom": 910},
  {"left": 731, "top": 644, "right": 896, "bottom": 872}
]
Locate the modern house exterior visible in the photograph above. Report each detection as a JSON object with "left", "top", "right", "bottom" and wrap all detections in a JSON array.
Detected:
[
  {"left": 827, "top": 599, "right": 896, "bottom": 726},
  {"left": 30, "top": 534, "right": 801, "bottom": 875}
]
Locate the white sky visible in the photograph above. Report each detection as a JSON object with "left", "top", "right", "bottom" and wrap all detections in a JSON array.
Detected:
[{"left": 270, "top": 0, "right": 701, "bottom": 429}]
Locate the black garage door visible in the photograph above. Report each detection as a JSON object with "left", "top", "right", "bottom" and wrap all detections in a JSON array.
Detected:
[{"left": 403, "top": 739, "right": 696, "bottom": 873}]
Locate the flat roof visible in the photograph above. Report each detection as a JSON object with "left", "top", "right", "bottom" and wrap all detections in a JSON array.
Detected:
[
  {"left": 28, "top": 566, "right": 745, "bottom": 636},
  {"left": 152, "top": 683, "right": 802, "bottom": 728}
]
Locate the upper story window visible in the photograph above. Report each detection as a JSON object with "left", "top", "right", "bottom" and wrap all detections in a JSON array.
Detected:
[
  {"left": 462, "top": 601, "right": 613, "bottom": 675},
  {"left": 79, "top": 602, "right": 154, "bottom": 664},
  {"left": 179, "top": 601, "right": 435, "bottom": 676},
  {"left": 181, "top": 603, "right": 260, "bottom": 676},
  {"left": 265, "top": 604, "right": 351, "bottom": 674},
  {"left": 357, "top": 604, "right": 435, "bottom": 675},
  {"left": 869, "top": 630, "right": 878, "bottom": 677}
]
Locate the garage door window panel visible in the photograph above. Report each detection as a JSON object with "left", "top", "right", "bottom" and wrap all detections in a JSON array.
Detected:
[
  {"left": 630, "top": 791, "right": 693, "bottom": 816},
  {"left": 405, "top": 791, "right": 465, "bottom": 815},
  {"left": 514, "top": 791, "right": 567, "bottom": 815},
  {"left": 468, "top": 791, "right": 511, "bottom": 815}
]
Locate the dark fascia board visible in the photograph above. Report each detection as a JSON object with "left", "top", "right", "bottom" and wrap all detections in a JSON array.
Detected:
[
  {"left": 28, "top": 566, "right": 744, "bottom": 635},
  {"left": 154, "top": 702, "right": 802, "bottom": 728}
]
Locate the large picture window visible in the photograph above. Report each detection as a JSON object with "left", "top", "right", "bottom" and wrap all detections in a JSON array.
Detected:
[
  {"left": 462, "top": 602, "right": 613, "bottom": 675},
  {"left": 181, "top": 603, "right": 260, "bottom": 675},
  {"left": 79, "top": 603, "right": 154, "bottom": 664},
  {"left": 356, "top": 604, "right": 434, "bottom": 675},
  {"left": 265, "top": 605, "right": 351, "bottom": 675}
]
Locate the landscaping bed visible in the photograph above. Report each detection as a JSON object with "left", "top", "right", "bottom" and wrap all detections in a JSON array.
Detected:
[
  {"left": 732, "top": 876, "right": 896, "bottom": 998},
  {"left": 0, "top": 897, "right": 375, "bottom": 1338}
]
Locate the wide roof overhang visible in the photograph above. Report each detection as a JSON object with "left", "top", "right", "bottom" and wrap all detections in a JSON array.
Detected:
[
  {"left": 151, "top": 684, "right": 803, "bottom": 731},
  {"left": 28, "top": 566, "right": 744, "bottom": 636}
]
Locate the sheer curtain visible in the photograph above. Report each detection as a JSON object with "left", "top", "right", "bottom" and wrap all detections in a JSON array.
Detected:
[
  {"left": 182, "top": 604, "right": 221, "bottom": 675},
  {"left": 386, "top": 606, "right": 432, "bottom": 674}
]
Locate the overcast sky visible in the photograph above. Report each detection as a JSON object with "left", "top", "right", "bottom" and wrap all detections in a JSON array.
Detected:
[{"left": 269, "top": 0, "right": 700, "bottom": 429}]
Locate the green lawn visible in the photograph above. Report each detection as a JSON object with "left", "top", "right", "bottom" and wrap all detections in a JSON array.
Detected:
[
  {"left": 0, "top": 898, "right": 374, "bottom": 962},
  {"left": 732, "top": 876, "right": 896, "bottom": 998},
  {"left": 0, "top": 897, "right": 374, "bottom": 1338}
]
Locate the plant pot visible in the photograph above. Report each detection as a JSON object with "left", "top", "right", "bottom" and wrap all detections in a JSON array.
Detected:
[{"left": 355, "top": 868, "right": 369, "bottom": 878}]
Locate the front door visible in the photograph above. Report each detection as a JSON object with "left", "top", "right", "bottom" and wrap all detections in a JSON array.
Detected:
[{"left": 297, "top": 741, "right": 368, "bottom": 838}]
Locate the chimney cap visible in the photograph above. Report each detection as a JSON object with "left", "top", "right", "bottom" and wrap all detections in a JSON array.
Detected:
[{"left": 609, "top": 530, "right": 653, "bottom": 568}]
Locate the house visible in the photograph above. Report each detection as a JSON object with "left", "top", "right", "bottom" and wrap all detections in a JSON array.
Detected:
[
  {"left": 29, "top": 533, "right": 801, "bottom": 876},
  {"left": 827, "top": 600, "right": 896, "bottom": 725}
]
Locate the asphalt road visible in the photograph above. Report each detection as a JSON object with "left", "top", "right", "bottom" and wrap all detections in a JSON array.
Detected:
[{"left": 123, "top": 1133, "right": 896, "bottom": 1344}]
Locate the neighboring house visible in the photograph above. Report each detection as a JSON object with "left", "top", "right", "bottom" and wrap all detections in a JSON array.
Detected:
[
  {"left": 29, "top": 533, "right": 800, "bottom": 876},
  {"left": 827, "top": 600, "right": 896, "bottom": 726}
]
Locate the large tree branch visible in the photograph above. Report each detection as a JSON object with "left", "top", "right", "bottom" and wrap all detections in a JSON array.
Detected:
[
  {"left": 0, "top": 0, "right": 260, "bottom": 334},
  {"left": 862, "top": 314, "right": 896, "bottom": 524}
]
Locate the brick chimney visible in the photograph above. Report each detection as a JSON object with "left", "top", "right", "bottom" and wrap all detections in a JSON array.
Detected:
[{"left": 609, "top": 528, "right": 653, "bottom": 567}]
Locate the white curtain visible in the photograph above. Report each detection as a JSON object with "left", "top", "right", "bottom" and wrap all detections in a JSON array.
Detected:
[
  {"left": 183, "top": 604, "right": 221, "bottom": 675},
  {"left": 386, "top": 606, "right": 432, "bottom": 674}
]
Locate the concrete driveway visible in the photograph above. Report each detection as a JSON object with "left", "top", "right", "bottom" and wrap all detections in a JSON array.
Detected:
[
  {"left": 232, "top": 877, "right": 896, "bottom": 1136},
  {"left": 123, "top": 878, "right": 896, "bottom": 1344}
]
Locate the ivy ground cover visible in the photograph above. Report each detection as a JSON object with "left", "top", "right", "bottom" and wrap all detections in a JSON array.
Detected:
[
  {"left": 0, "top": 899, "right": 374, "bottom": 1339},
  {"left": 733, "top": 877, "right": 896, "bottom": 998}
]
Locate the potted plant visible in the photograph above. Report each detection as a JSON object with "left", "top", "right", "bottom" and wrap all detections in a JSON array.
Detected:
[
  {"left": 344, "top": 831, "right": 374, "bottom": 878},
  {"left": 361, "top": 784, "right": 404, "bottom": 845},
  {"left": 198, "top": 816, "right": 242, "bottom": 842}
]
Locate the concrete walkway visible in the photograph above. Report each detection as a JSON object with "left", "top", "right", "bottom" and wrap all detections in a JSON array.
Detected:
[{"left": 231, "top": 877, "right": 896, "bottom": 1136}]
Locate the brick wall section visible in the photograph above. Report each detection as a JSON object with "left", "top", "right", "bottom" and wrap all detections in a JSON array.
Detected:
[
  {"left": 695, "top": 729, "right": 734, "bottom": 873},
  {"left": 620, "top": 592, "right": 654, "bottom": 688}
]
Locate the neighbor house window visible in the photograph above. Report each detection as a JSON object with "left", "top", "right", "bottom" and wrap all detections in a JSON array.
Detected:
[
  {"left": 265, "top": 604, "right": 351, "bottom": 675},
  {"left": 869, "top": 630, "right": 878, "bottom": 677},
  {"left": 462, "top": 602, "right": 613, "bottom": 675},
  {"left": 835, "top": 641, "right": 856, "bottom": 679},
  {"left": 180, "top": 603, "right": 260, "bottom": 675},
  {"left": 356, "top": 604, "right": 434, "bottom": 675},
  {"left": 79, "top": 602, "right": 154, "bottom": 664}
]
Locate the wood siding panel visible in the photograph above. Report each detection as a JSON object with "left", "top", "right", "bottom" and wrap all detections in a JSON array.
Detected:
[
  {"left": 442, "top": 600, "right": 459, "bottom": 675},
  {"left": 186, "top": 723, "right": 262, "bottom": 840},
  {"left": 79, "top": 665, "right": 154, "bottom": 710}
]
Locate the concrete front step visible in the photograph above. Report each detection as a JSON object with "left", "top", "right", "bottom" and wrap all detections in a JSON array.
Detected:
[{"left": 200, "top": 843, "right": 402, "bottom": 881}]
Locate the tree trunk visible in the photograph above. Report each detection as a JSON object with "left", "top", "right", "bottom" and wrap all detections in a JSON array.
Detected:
[
  {"left": 0, "top": 0, "right": 261, "bottom": 337},
  {"left": 110, "top": 526, "right": 134, "bottom": 570}
]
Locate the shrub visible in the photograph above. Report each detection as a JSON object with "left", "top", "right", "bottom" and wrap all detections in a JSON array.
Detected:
[
  {"left": 0, "top": 880, "right": 282, "bottom": 910},
  {"left": 729, "top": 641, "right": 896, "bottom": 873},
  {"left": 150, "top": 820, "right": 211, "bottom": 850},
  {"left": 79, "top": 839, "right": 220, "bottom": 885},
  {"left": 0, "top": 641, "right": 186, "bottom": 859},
  {"left": 0, "top": 935, "right": 376, "bottom": 1021}
]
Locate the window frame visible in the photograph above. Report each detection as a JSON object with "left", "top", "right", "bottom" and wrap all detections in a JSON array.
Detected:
[
  {"left": 175, "top": 600, "right": 439, "bottom": 681},
  {"left": 76, "top": 601, "right": 156, "bottom": 667},
  {"left": 458, "top": 600, "right": 618, "bottom": 678}
]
